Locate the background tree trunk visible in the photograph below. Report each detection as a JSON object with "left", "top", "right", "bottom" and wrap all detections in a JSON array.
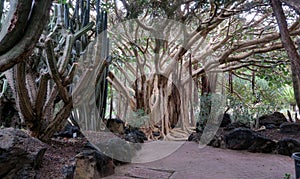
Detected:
[
  {"left": 198, "top": 72, "right": 212, "bottom": 131},
  {"left": 271, "top": 0, "right": 300, "bottom": 112}
]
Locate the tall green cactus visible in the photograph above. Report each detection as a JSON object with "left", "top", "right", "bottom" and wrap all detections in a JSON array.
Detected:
[{"left": 4, "top": 1, "right": 110, "bottom": 141}]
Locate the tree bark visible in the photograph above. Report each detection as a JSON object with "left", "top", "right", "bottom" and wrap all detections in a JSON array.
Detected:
[{"left": 271, "top": 0, "right": 300, "bottom": 112}]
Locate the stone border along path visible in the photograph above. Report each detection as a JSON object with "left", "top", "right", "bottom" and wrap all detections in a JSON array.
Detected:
[{"left": 104, "top": 142, "right": 295, "bottom": 179}]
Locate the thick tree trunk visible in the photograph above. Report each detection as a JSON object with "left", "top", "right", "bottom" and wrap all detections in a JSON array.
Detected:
[
  {"left": 133, "top": 74, "right": 181, "bottom": 137},
  {"left": 271, "top": 0, "right": 300, "bottom": 112},
  {"left": 167, "top": 82, "right": 181, "bottom": 129}
]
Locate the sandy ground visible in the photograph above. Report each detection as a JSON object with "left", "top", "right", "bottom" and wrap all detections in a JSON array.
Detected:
[{"left": 105, "top": 141, "right": 296, "bottom": 179}]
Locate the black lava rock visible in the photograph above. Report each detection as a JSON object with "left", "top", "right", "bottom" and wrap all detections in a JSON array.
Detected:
[
  {"left": 106, "top": 118, "right": 125, "bottom": 134},
  {"left": 224, "top": 121, "right": 249, "bottom": 131},
  {"left": 280, "top": 122, "right": 300, "bottom": 134},
  {"left": 259, "top": 112, "right": 287, "bottom": 127},
  {"left": 225, "top": 128, "right": 276, "bottom": 153},
  {"left": 54, "top": 123, "right": 81, "bottom": 138},
  {"left": 277, "top": 138, "right": 300, "bottom": 156},
  {"left": 220, "top": 113, "right": 231, "bottom": 127}
]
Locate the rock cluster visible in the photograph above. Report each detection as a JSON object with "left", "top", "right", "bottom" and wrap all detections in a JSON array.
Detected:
[
  {"left": 0, "top": 128, "right": 47, "bottom": 179},
  {"left": 57, "top": 118, "right": 148, "bottom": 178},
  {"left": 259, "top": 112, "right": 287, "bottom": 127},
  {"left": 95, "top": 138, "right": 141, "bottom": 164},
  {"left": 224, "top": 128, "right": 276, "bottom": 153},
  {"left": 104, "top": 118, "right": 148, "bottom": 143},
  {"left": 277, "top": 138, "right": 300, "bottom": 156},
  {"left": 62, "top": 148, "right": 115, "bottom": 178},
  {"left": 54, "top": 123, "right": 81, "bottom": 138},
  {"left": 73, "top": 149, "right": 115, "bottom": 178},
  {"left": 280, "top": 122, "right": 300, "bottom": 134},
  {"left": 0, "top": 99, "right": 20, "bottom": 128},
  {"left": 62, "top": 142, "right": 117, "bottom": 178},
  {"left": 188, "top": 112, "right": 300, "bottom": 156}
]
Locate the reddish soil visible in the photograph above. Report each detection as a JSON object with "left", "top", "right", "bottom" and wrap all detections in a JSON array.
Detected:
[
  {"left": 37, "top": 131, "right": 121, "bottom": 179},
  {"left": 110, "top": 142, "right": 295, "bottom": 179},
  {"left": 36, "top": 137, "right": 88, "bottom": 179}
]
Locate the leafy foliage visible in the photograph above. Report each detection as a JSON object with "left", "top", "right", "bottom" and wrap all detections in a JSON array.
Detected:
[{"left": 227, "top": 62, "right": 294, "bottom": 124}]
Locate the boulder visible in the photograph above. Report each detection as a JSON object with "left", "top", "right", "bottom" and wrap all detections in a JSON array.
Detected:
[
  {"left": 224, "top": 121, "right": 249, "bottom": 131},
  {"left": 106, "top": 118, "right": 125, "bottom": 134},
  {"left": 73, "top": 149, "right": 115, "bottom": 178},
  {"left": 96, "top": 138, "right": 140, "bottom": 163},
  {"left": 0, "top": 99, "right": 21, "bottom": 128},
  {"left": 125, "top": 132, "right": 145, "bottom": 143},
  {"left": 259, "top": 112, "right": 287, "bottom": 127},
  {"left": 220, "top": 113, "right": 231, "bottom": 127},
  {"left": 124, "top": 126, "right": 148, "bottom": 143},
  {"left": 225, "top": 128, "right": 257, "bottom": 150},
  {"left": 195, "top": 122, "right": 202, "bottom": 133},
  {"left": 265, "top": 124, "right": 277, "bottom": 129},
  {"left": 280, "top": 122, "right": 300, "bottom": 133},
  {"left": 62, "top": 164, "right": 75, "bottom": 179},
  {"left": 188, "top": 131, "right": 225, "bottom": 148},
  {"left": 0, "top": 128, "right": 47, "bottom": 179},
  {"left": 188, "top": 132, "right": 202, "bottom": 143},
  {"left": 247, "top": 135, "right": 277, "bottom": 153},
  {"left": 207, "top": 134, "right": 224, "bottom": 148},
  {"left": 54, "top": 123, "right": 81, "bottom": 138},
  {"left": 277, "top": 138, "right": 300, "bottom": 156},
  {"left": 225, "top": 128, "right": 276, "bottom": 153}
]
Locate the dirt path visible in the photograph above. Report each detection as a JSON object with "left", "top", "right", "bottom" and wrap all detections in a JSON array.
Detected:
[{"left": 105, "top": 142, "right": 295, "bottom": 179}]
